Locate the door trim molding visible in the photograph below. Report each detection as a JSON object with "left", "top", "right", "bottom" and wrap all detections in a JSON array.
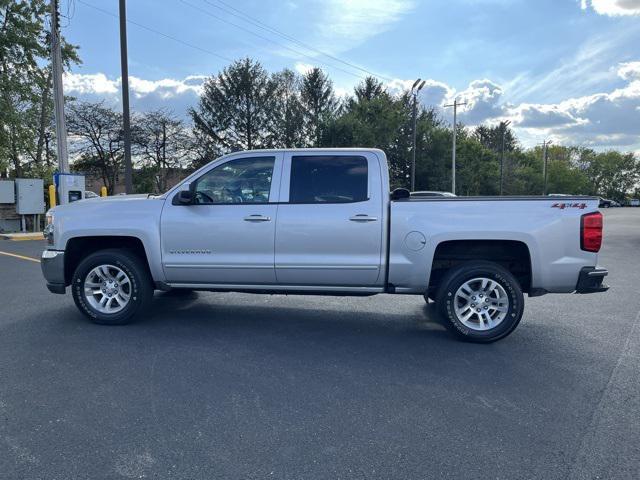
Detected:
[
  {"left": 164, "top": 264, "right": 273, "bottom": 269},
  {"left": 166, "top": 282, "right": 384, "bottom": 293}
]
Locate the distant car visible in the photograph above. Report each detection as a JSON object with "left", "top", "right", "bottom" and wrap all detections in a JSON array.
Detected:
[
  {"left": 84, "top": 191, "right": 99, "bottom": 199},
  {"left": 548, "top": 193, "right": 572, "bottom": 196},
  {"left": 411, "top": 191, "right": 457, "bottom": 197},
  {"left": 611, "top": 201, "right": 621, "bottom": 207},
  {"left": 599, "top": 198, "right": 613, "bottom": 208},
  {"left": 629, "top": 199, "right": 640, "bottom": 207}
]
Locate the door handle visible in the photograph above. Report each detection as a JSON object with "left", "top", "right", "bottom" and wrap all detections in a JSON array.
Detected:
[
  {"left": 349, "top": 214, "right": 378, "bottom": 222},
  {"left": 244, "top": 214, "right": 271, "bottom": 222}
]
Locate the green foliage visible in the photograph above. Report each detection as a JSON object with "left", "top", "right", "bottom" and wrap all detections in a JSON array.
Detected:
[
  {"left": 0, "top": 0, "right": 79, "bottom": 176},
  {"left": 190, "top": 58, "right": 276, "bottom": 151},
  {"left": 268, "top": 68, "right": 304, "bottom": 148},
  {"left": 300, "top": 67, "right": 338, "bottom": 147}
]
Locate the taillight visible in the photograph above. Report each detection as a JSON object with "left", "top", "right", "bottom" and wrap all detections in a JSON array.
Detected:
[{"left": 581, "top": 212, "right": 603, "bottom": 252}]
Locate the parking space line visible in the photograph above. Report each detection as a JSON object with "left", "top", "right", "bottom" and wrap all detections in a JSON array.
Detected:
[{"left": 0, "top": 251, "right": 41, "bottom": 263}]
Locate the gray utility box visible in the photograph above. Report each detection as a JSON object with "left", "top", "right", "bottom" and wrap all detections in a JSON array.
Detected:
[
  {"left": 15, "top": 178, "right": 45, "bottom": 214},
  {"left": 54, "top": 173, "right": 85, "bottom": 204},
  {"left": 0, "top": 180, "right": 14, "bottom": 203}
]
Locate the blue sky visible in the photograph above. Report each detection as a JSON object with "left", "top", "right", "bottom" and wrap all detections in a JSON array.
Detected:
[{"left": 62, "top": 0, "right": 640, "bottom": 151}]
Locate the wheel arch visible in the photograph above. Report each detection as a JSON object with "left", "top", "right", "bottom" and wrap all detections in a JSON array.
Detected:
[
  {"left": 428, "top": 239, "right": 532, "bottom": 295},
  {"left": 64, "top": 236, "right": 152, "bottom": 286}
]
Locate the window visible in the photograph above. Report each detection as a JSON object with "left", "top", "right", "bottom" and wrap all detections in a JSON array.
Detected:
[
  {"left": 289, "top": 156, "right": 368, "bottom": 203},
  {"left": 193, "top": 157, "right": 275, "bottom": 204}
]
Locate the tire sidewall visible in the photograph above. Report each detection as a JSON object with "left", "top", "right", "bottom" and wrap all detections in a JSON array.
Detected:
[
  {"left": 72, "top": 251, "right": 148, "bottom": 325},
  {"left": 440, "top": 264, "right": 524, "bottom": 342}
]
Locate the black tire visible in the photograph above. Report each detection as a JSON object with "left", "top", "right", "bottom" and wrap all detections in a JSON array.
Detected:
[
  {"left": 71, "top": 248, "right": 153, "bottom": 325},
  {"left": 435, "top": 261, "right": 524, "bottom": 343}
]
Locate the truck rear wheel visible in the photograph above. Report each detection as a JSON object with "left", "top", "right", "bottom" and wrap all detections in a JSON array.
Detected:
[
  {"left": 71, "top": 249, "right": 153, "bottom": 325},
  {"left": 435, "top": 261, "right": 524, "bottom": 343}
]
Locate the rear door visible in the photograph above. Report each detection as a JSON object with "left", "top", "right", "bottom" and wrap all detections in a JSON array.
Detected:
[{"left": 274, "top": 152, "right": 384, "bottom": 286}]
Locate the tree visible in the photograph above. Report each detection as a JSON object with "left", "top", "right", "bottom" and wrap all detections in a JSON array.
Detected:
[
  {"left": 583, "top": 150, "right": 640, "bottom": 201},
  {"left": 0, "top": 0, "right": 79, "bottom": 177},
  {"left": 67, "top": 101, "right": 124, "bottom": 194},
  {"left": 300, "top": 67, "right": 338, "bottom": 147},
  {"left": 190, "top": 58, "right": 276, "bottom": 152},
  {"left": 268, "top": 68, "right": 304, "bottom": 148},
  {"left": 474, "top": 122, "right": 517, "bottom": 152},
  {"left": 133, "top": 109, "right": 192, "bottom": 192},
  {"left": 353, "top": 76, "right": 385, "bottom": 103}
]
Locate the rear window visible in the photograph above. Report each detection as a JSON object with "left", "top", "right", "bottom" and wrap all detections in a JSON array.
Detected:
[{"left": 289, "top": 155, "right": 368, "bottom": 203}]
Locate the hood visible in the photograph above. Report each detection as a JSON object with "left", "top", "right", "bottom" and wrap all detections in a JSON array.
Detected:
[{"left": 50, "top": 193, "right": 162, "bottom": 216}]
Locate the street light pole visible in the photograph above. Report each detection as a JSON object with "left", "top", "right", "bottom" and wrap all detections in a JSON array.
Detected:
[
  {"left": 119, "top": 0, "right": 133, "bottom": 194},
  {"left": 410, "top": 79, "right": 425, "bottom": 191},
  {"left": 444, "top": 98, "right": 467, "bottom": 195},
  {"left": 500, "top": 120, "right": 511, "bottom": 196}
]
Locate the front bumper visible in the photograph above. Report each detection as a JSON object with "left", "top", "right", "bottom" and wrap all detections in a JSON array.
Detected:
[
  {"left": 41, "top": 250, "right": 66, "bottom": 294},
  {"left": 575, "top": 266, "right": 609, "bottom": 294}
]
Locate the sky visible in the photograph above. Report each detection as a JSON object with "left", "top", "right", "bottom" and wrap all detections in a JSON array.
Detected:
[{"left": 61, "top": 0, "right": 640, "bottom": 152}]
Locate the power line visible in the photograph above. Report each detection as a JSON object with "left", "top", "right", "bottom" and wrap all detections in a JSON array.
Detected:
[
  {"left": 203, "top": 0, "right": 395, "bottom": 82},
  {"left": 76, "top": 0, "right": 234, "bottom": 63},
  {"left": 180, "top": 0, "right": 371, "bottom": 81}
]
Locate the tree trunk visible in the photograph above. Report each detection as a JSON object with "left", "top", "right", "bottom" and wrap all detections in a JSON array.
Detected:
[{"left": 34, "top": 70, "right": 52, "bottom": 166}]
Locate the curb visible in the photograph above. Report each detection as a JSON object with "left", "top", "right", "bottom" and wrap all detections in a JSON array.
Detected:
[{"left": 0, "top": 232, "right": 45, "bottom": 241}]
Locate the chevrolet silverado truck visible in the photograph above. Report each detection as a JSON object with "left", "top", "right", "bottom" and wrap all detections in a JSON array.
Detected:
[{"left": 41, "top": 148, "right": 608, "bottom": 342}]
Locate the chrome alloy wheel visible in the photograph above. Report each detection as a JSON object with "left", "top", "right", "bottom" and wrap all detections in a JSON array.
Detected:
[
  {"left": 453, "top": 277, "right": 509, "bottom": 331},
  {"left": 83, "top": 264, "right": 132, "bottom": 314}
]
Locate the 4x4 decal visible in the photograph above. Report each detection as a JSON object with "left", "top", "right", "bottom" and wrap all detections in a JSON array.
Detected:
[{"left": 551, "top": 202, "right": 587, "bottom": 209}]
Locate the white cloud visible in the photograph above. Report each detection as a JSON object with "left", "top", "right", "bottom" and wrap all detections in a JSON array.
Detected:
[
  {"left": 386, "top": 78, "right": 454, "bottom": 107},
  {"left": 455, "top": 79, "right": 505, "bottom": 124},
  {"left": 294, "top": 62, "right": 314, "bottom": 75},
  {"left": 63, "top": 72, "right": 206, "bottom": 117},
  {"left": 63, "top": 72, "right": 119, "bottom": 95},
  {"left": 388, "top": 60, "right": 640, "bottom": 150},
  {"left": 317, "top": 0, "right": 415, "bottom": 52},
  {"left": 65, "top": 63, "right": 640, "bottom": 152},
  {"left": 618, "top": 61, "right": 640, "bottom": 80},
  {"left": 505, "top": 62, "right": 640, "bottom": 148},
  {"left": 581, "top": 0, "right": 640, "bottom": 16}
]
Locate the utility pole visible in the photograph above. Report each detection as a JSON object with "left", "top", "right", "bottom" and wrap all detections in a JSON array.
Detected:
[
  {"left": 540, "top": 140, "right": 552, "bottom": 195},
  {"left": 500, "top": 120, "right": 511, "bottom": 196},
  {"left": 410, "top": 79, "right": 426, "bottom": 191},
  {"left": 444, "top": 98, "right": 467, "bottom": 195},
  {"left": 50, "top": 0, "right": 69, "bottom": 173},
  {"left": 119, "top": 0, "right": 133, "bottom": 194}
]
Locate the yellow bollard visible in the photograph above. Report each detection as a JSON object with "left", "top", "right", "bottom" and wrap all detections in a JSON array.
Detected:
[
  {"left": 100, "top": 186, "right": 107, "bottom": 197},
  {"left": 48, "top": 184, "right": 56, "bottom": 208}
]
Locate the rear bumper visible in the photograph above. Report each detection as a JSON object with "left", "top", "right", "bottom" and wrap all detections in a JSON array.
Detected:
[
  {"left": 575, "top": 266, "right": 609, "bottom": 294},
  {"left": 41, "top": 250, "right": 66, "bottom": 294}
]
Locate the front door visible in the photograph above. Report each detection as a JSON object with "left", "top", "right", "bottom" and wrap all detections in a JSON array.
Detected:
[
  {"left": 161, "top": 153, "right": 282, "bottom": 284},
  {"left": 275, "top": 152, "right": 384, "bottom": 286}
]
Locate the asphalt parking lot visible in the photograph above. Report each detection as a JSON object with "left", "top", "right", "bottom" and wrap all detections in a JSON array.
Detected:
[{"left": 1, "top": 208, "right": 639, "bottom": 479}]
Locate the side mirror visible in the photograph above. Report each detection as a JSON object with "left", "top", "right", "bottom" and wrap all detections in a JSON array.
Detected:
[
  {"left": 173, "top": 189, "right": 194, "bottom": 205},
  {"left": 390, "top": 188, "right": 410, "bottom": 200}
]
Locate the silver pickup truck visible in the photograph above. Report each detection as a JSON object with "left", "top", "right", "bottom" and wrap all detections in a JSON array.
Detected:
[{"left": 41, "top": 148, "right": 608, "bottom": 342}]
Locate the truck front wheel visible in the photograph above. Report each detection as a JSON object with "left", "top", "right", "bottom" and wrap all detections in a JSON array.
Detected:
[
  {"left": 71, "top": 249, "right": 153, "bottom": 325},
  {"left": 435, "top": 261, "right": 524, "bottom": 343}
]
